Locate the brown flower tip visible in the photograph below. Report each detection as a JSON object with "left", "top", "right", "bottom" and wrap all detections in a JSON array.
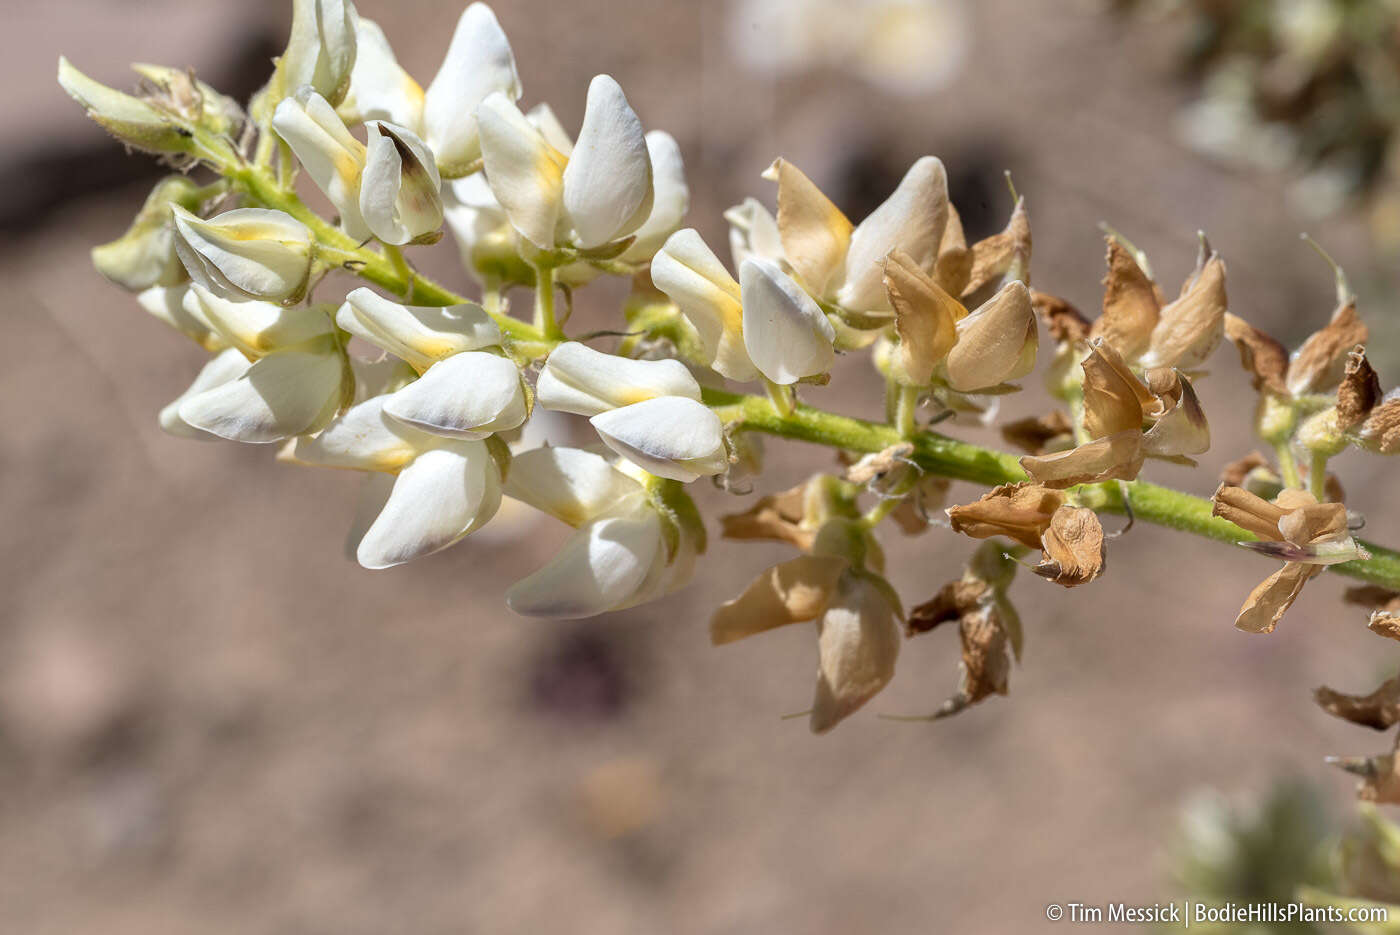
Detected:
[
  {"left": 1223, "top": 312, "right": 1289, "bottom": 395},
  {"left": 1092, "top": 237, "right": 1161, "bottom": 361},
  {"left": 1344, "top": 586, "right": 1400, "bottom": 641},
  {"left": 1287, "top": 299, "right": 1368, "bottom": 397},
  {"left": 1030, "top": 289, "right": 1091, "bottom": 345},
  {"left": 1000, "top": 410, "right": 1073, "bottom": 456},
  {"left": 934, "top": 203, "right": 971, "bottom": 297},
  {"left": 1337, "top": 347, "right": 1382, "bottom": 430},
  {"left": 1328, "top": 736, "right": 1400, "bottom": 805},
  {"left": 1139, "top": 249, "right": 1227, "bottom": 371},
  {"left": 1315, "top": 677, "right": 1400, "bottom": 731},
  {"left": 1035, "top": 505, "right": 1106, "bottom": 587},
  {"left": 963, "top": 197, "right": 1030, "bottom": 298},
  {"left": 1220, "top": 451, "right": 1277, "bottom": 491},
  {"left": 946, "top": 482, "right": 1064, "bottom": 550},
  {"left": 1359, "top": 391, "right": 1400, "bottom": 455}
]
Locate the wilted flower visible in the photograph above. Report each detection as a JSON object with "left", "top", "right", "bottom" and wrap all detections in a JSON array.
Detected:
[
  {"left": 945, "top": 483, "right": 1106, "bottom": 587},
  {"left": 1212, "top": 484, "right": 1369, "bottom": 633},
  {"left": 360, "top": 121, "right": 444, "bottom": 244}
]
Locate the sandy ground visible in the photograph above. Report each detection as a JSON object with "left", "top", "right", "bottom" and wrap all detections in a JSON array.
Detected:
[{"left": 3, "top": 1, "right": 1398, "bottom": 932}]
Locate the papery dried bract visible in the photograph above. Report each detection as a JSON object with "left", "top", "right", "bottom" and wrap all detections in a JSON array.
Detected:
[{"left": 944, "top": 281, "right": 1037, "bottom": 392}]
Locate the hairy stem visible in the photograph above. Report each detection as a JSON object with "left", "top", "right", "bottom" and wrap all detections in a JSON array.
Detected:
[{"left": 704, "top": 389, "right": 1400, "bottom": 590}]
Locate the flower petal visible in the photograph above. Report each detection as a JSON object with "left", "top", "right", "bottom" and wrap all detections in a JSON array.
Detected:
[
  {"left": 739, "top": 257, "right": 836, "bottom": 385},
  {"left": 339, "top": 17, "right": 425, "bottom": 130},
  {"left": 357, "top": 443, "right": 502, "bottom": 568},
  {"left": 290, "top": 394, "right": 436, "bottom": 471},
  {"left": 503, "top": 445, "right": 644, "bottom": 527},
  {"left": 178, "top": 345, "right": 346, "bottom": 443},
  {"left": 836, "top": 156, "right": 948, "bottom": 313},
  {"left": 884, "top": 248, "right": 963, "bottom": 385},
  {"left": 764, "top": 157, "right": 852, "bottom": 297},
  {"left": 1018, "top": 430, "right": 1145, "bottom": 489},
  {"left": 723, "top": 196, "right": 784, "bottom": 269},
  {"left": 338, "top": 287, "right": 500, "bottom": 370},
  {"left": 422, "top": 2, "right": 521, "bottom": 175},
  {"left": 536, "top": 341, "right": 700, "bottom": 416},
  {"left": 273, "top": 89, "right": 369, "bottom": 240},
  {"left": 811, "top": 573, "right": 901, "bottom": 734},
  {"left": 589, "top": 396, "right": 728, "bottom": 482},
  {"left": 383, "top": 351, "right": 525, "bottom": 439},
  {"left": 560, "top": 75, "right": 653, "bottom": 249},
  {"left": 506, "top": 509, "right": 663, "bottom": 618},
  {"left": 476, "top": 92, "right": 567, "bottom": 249},
  {"left": 619, "top": 131, "right": 689, "bottom": 262},
  {"left": 710, "top": 555, "right": 848, "bottom": 645},
  {"left": 360, "top": 121, "right": 444, "bottom": 245},
  {"left": 138, "top": 285, "right": 224, "bottom": 351},
  {"left": 1234, "top": 562, "right": 1317, "bottom": 634},
  {"left": 187, "top": 284, "right": 334, "bottom": 358},
  {"left": 171, "top": 207, "right": 314, "bottom": 303},
  {"left": 650, "top": 229, "right": 756, "bottom": 382},
  {"left": 159, "top": 348, "right": 252, "bottom": 439},
  {"left": 944, "top": 280, "right": 1037, "bottom": 392}
]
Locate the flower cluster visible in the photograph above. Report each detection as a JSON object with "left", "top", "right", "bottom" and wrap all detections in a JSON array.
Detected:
[{"left": 57, "top": 0, "right": 1400, "bottom": 761}]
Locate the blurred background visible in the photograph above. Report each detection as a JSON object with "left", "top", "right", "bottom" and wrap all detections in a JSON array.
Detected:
[{"left": 6, "top": 0, "right": 1400, "bottom": 931}]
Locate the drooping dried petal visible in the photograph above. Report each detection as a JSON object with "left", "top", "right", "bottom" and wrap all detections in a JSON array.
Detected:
[
  {"left": 938, "top": 605, "right": 1011, "bottom": 718},
  {"left": 1019, "top": 430, "right": 1145, "bottom": 489},
  {"left": 720, "top": 483, "right": 812, "bottom": 550},
  {"left": 906, "top": 578, "right": 986, "bottom": 634},
  {"left": 1211, "top": 484, "right": 1287, "bottom": 540},
  {"left": 1315, "top": 677, "right": 1400, "bottom": 731},
  {"left": 1338, "top": 347, "right": 1383, "bottom": 430},
  {"left": 1035, "top": 505, "right": 1105, "bottom": 587},
  {"left": 810, "top": 573, "right": 901, "bottom": 733},
  {"left": 889, "top": 475, "right": 950, "bottom": 536},
  {"left": 709, "top": 555, "right": 848, "bottom": 645},
  {"left": 1233, "top": 561, "right": 1317, "bottom": 633},
  {"left": 946, "top": 482, "right": 1064, "bottom": 549},
  {"left": 1345, "top": 587, "right": 1400, "bottom": 640},
  {"left": 1031, "top": 289, "right": 1091, "bottom": 344},
  {"left": 884, "top": 249, "right": 964, "bottom": 385},
  {"left": 963, "top": 197, "right": 1030, "bottom": 297},
  {"left": 1000, "top": 410, "right": 1073, "bottom": 455},
  {"left": 1223, "top": 313, "right": 1289, "bottom": 395},
  {"left": 765, "top": 158, "right": 852, "bottom": 297},
  {"left": 1092, "top": 238, "right": 1160, "bottom": 361},
  {"left": 1140, "top": 252, "right": 1227, "bottom": 370},
  {"left": 1288, "top": 300, "right": 1368, "bottom": 397}
]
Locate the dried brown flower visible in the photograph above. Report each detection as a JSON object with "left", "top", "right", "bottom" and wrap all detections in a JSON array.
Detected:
[
  {"left": 1030, "top": 289, "right": 1092, "bottom": 344},
  {"left": 767, "top": 158, "right": 851, "bottom": 297},
  {"left": 1000, "top": 410, "right": 1073, "bottom": 456},
  {"left": 884, "top": 250, "right": 963, "bottom": 386},
  {"left": 720, "top": 482, "right": 812, "bottom": 550},
  {"left": 1315, "top": 676, "right": 1400, "bottom": 730},
  {"left": 1035, "top": 505, "right": 1106, "bottom": 587},
  {"left": 1337, "top": 347, "right": 1382, "bottom": 430},
  {"left": 1092, "top": 238, "right": 1161, "bottom": 360},
  {"left": 1223, "top": 312, "right": 1289, "bottom": 395},
  {"left": 963, "top": 197, "right": 1030, "bottom": 298},
  {"left": 1287, "top": 299, "right": 1368, "bottom": 397}
]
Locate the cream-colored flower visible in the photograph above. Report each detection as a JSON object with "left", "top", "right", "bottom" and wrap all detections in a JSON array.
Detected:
[
  {"left": 477, "top": 74, "right": 654, "bottom": 251},
  {"left": 92, "top": 176, "right": 205, "bottom": 291},
  {"left": 276, "top": 0, "right": 358, "bottom": 108},
  {"left": 360, "top": 121, "right": 444, "bottom": 245},
  {"left": 273, "top": 88, "right": 371, "bottom": 239},
  {"left": 336, "top": 287, "right": 502, "bottom": 372},
  {"left": 171, "top": 207, "right": 315, "bottom": 304},
  {"left": 503, "top": 446, "right": 697, "bottom": 617},
  {"left": 536, "top": 342, "right": 727, "bottom": 482}
]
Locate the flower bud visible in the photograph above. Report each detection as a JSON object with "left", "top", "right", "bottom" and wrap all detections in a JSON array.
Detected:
[
  {"left": 337, "top": 287, "right": 501, "bottom": 371},
  {"left": 536, "top": 342, "right": 700, "bottom": 416},
  {"left": 171, "top": 207, "right": 315, "bottom": 303},
  {"left": 129, "top": 63, "right": 243, "bottom": 138},
  {"left": 57, "top": 57, "right": 195, "bottom": 155},
  {"left": 361, "top": 121, "right": 444, "bottom": 245},
  {"left": 650, "top": 229, "right": 757, "bottom": 382},
  {"left": 92, "top": 176, "right": 205, "bottom": 291}
]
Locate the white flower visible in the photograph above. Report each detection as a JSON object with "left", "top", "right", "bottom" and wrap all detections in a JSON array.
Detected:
[
  {"left": 381, "top": 351, "right": 526, "bottom": 440},
  {"left": 723, "top": 196, "right": 783, "bottom": 270},
  {"left": 761, "top": 155, "right": 949, "bottom": 314},
  {"left": 360, "top": 121, "right": 444, "bottom": 245},
  {"left": 476, "top": 74, "right": 654, "bottom": 250},
  {"left": 336, "top": 286, "right": 502, "bottom": 371},
  {"left": 289, "top": 395, "right": 504, "bottom": 568},
  {"left": 337, "top": 3, "right": 520, "bottom": 178},
  {"left": 650, "top": 231, "right": 836, "bottom": 385},
  {"left": 159, "top": 348, "right": 252, "bottom": 440},
  {"left": 137, "top": 284, "right": 225, "bottom": 351},
  {"left": 278, "top": 0, "right": 358, "bottom": 107},
  {"left": 170, "top": 207, "right": 315, "bottom": 303},
  {"left": 503, "top": 446, "right": 696, "bottom": 617},
  {"left": 273, "top": 89, "right": 370, "bottom": 239},
  {"left": 536, "top": 342, "right": 728, "bottom": 482},
  {"left": 170, "top": 286, "right": 350, "bottom": 443}
]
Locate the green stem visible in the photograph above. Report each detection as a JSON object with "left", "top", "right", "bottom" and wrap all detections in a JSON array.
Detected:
[
  {"left": 894, "top": 384, "right": 920, "bottom": 439},
  {"left": 703, "top": 389, "right": 1400, "bottom": 590},
  {"left": 1309, "top": 451, "right": 1330, "bottom": 501},
  {"left": 1275, "top": 442, "right": 1303, "bottom": 489},
  {"left": 531, "top": 260, "right": 563, "bottom": 339}
]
